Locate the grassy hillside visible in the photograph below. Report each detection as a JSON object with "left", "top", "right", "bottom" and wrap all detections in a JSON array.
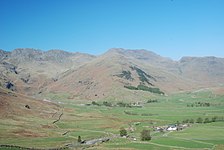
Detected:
[{"left": 1, "top": 89, "right": 224, "bottom": 149}]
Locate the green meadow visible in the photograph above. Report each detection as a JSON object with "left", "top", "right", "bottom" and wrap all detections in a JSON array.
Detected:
[{"left": 1, "top": 90, "right": 224, "bottom": 149}]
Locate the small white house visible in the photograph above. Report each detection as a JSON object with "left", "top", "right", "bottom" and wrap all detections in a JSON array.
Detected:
[{"left": 167, "top": 125, "right": 177, "bottom": 131}]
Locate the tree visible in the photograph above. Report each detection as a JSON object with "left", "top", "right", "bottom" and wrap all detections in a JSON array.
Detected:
[
  {"left": 103, "top": 101, "right": 112, "bottom": 107},
  {"left": 189, "top": 118, "right": 194, "bottom": 124},
  {"left": 204, "top": 118, "right": 210, "bottom": 123},
  {"left": 212, "top": 116, "right": 217, "bottom": 122},
  {"left": 141, "top": 129, "right": 151, "bottom": 141},
  {"left": 92, "top": 101, "right": 100, "bottom": 106},
  {"left": 196, "top": 117, "right": 203, "bottom": 123},
  {"left": 77, "top": 135, "right": 82, "bottom": 143},
  {"left": 120, "top": 127, "right": 127, "bottom": 137},
  {"left": 182, "top": 119, "right": 189, "bottom": 124}
]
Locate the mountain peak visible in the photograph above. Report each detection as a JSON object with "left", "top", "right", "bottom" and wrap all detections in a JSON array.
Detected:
[
  {"left": 12, "top": 48, "right": 42, "bottom": 54},
  {"left": 106, "top": 48, "right": 126, "bottom": 54}
]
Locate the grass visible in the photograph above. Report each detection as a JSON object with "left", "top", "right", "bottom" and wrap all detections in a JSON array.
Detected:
[
  {"left": 170, "top": 122, "right": 224, "bottom": 140},
  {"left": 152, "top": 137, "right": 213, "bottom": 149},
  {"left": 106, "top": 141, "right": 178, "bottom": 150},
  {"left": 0, "top": 90, "right": 224, "bottom": 149}
]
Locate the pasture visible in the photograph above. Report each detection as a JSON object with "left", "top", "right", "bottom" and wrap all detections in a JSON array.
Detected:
[{"left": 0, "top": 90, "right": 224, "bottom": 149}]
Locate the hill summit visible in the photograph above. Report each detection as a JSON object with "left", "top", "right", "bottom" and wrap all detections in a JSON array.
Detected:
[{"left": 0, "top": 48, "right": 224, "bottom": 101}]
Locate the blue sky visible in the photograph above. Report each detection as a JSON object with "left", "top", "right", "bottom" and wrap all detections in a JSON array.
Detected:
[{"left": 0, "top": 0, "right": 224, "bottom": 60}]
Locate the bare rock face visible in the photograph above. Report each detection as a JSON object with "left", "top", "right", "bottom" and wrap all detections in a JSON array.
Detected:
[
  {"left": 43, "top": 50, "right": 73, "bottom": 63},
  {"left": 8, "top": 48, "right": 95, "bottom": 64},
  {"left": 0, "top": 49, "right": 9, "bottom": 61},
  {"left": 9, "top": 48, "right": 44, "bottom": 63}
]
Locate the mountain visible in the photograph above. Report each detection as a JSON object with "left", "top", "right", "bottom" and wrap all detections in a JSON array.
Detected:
[
  {"left": 0, "top": 48, "right": 95, "bottom": 96},
  {"left": 46, "top": 48, "right": 224, "bottom": 101},
  {"left": 179, "top": 56, "right": 224, "bottom": 86},
  {"left": 0, "top": 48, "right": 224, "bottom": 101}
]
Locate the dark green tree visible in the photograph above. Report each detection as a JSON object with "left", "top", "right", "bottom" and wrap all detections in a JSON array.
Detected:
[
  {"left": 103, "top": 101, "right": 112, "bottom": 107},
  {"left": 204, "top": 118, "right": 210, "bottom": 123},
  {"left": 92, "top": 101, "right": 100, "bottom": 106},
  {"left": 78, "top": 135, "right": 82, "bottom": 143},
  {"left": 212, "top": 116, "right": 217, "bottom": 122},
  {"left": 182, "top": 119, "right": 189, "bottom": 124},
  {"left": 120, "top": 127, "right": 127, "bottom": 137},
  {"left": 196, "top": 117, "right": 203, "bottom": 123},
  {"left": 189, "top": 118, "right": 194, "bottom": 124},
  {"left": 141, "top": 129, "right": 151, "bottom": 141}
]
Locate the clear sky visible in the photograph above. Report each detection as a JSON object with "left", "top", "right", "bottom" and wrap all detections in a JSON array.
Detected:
[{"left": 0, "top": 0, "right": 224, "bottom": 60}]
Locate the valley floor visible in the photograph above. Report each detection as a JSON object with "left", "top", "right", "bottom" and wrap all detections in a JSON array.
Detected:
[{"left": 1, "top": 90, "right": 224, "bottom": 150}]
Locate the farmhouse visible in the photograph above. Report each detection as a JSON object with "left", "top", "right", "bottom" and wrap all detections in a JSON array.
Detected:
[
  {"left": 167, "top": 125, "right": 177, "bottom": 131},
  {"left": 153, "top": 126, "right": 167, "bottom": 132},
  {"left": 154, "top": 123, "right": 189, "bottom": 132}
]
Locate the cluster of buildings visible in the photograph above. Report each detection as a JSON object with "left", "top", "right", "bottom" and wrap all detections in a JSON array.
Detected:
[{"left": 154, "top": 124, "right": 189, "bottom": 132}]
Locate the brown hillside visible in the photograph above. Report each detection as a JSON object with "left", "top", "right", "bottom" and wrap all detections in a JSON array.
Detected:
[
  {"left": 47, "top": 49, "right": 195, "bottom": 101},
  {"left": 0, "top": 87, "right": 60, "bottom": 119},
  {"left": 0, "top": 48, "right": 95, "bottom": 96},
  {"left": 1, "top": 48, "right": 224, "bottom": 101}
]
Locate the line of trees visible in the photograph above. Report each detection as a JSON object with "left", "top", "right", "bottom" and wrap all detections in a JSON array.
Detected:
[
  {"left": 90, "top": 101, "right": 142, "bottom": 108},
  {"left": 147, "top": 99, "right": 158, "bottom": 103},
  {"left": 181, "top": 116, "right": 222, "bottom": 124},
  {"left": 187, "top": 102, "right": 211, "bottom": 107},
  {"left": 124, "top": 85, "right": 164, "bottom": 95}
]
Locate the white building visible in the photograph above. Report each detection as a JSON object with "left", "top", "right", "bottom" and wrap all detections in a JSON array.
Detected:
[{"left": 167, "top": 125, "right": 177, "bottom": 131}]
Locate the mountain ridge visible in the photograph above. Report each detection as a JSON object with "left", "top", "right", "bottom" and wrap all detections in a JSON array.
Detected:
[{"left": 0, "top": 48, "right": 224, "bottom": 101}]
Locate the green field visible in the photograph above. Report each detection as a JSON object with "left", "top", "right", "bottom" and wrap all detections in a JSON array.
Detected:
[{"left": 1, "top": 90, "right": 224, "bottom": 149}]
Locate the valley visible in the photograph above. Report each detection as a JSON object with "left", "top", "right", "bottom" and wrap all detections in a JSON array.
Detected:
[
  {"left": 1, "top": 88, "right": 224, "bottom": 149},
  {"left": 0, "top": 48, "right": 224, "bottom": 149}
]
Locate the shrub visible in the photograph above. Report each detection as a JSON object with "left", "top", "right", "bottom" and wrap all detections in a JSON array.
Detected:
[
  {"left": 92, "top": 101, "right": 100, "bottom": 106},
  {"left": 204, "top": 118, "right": 210, "bottom": 123},
  {"left": 141, "top": 129, "right": 151, "bottom": 141},
  {"left": 124, "top": 85, "right": 138, "bottom": 90},
  {"left": 117, "top": 102, "right": 126, "bottom": 107},
  {"left": 212, "top": 116, "right": 217, "bottom": 122},
  {"left": 120, "top": 128, "right": 127, "bottom": 137},
  {"left": 196, "top": 117, "right": 203, "bottom": 123},
  {"left": 103, "top": 101, "right": 112, "bottom": 107},
  {"left": 185, "top": 119, "right": 189, "bottom": 123},
  {"left": 78, "top": 136, "right": 82, "bottom": 143},
  {"left": 117, "top": 102, "right": 131, "bottom": 107},
  {"left": 189, "top": 118, "right": 194, "bottom": 124},
  {"left": 147, "top": 99, "right": 158, "bottom": 103}
]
